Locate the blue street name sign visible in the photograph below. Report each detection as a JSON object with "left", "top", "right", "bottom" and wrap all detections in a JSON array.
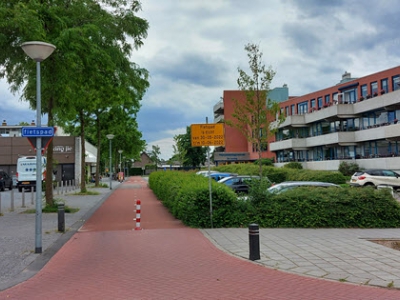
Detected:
[{"left": 21, "top": 127, "right": 55, "bottom": 137}]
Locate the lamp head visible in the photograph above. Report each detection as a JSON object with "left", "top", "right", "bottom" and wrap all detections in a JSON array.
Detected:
[
  {"left": 21, "top": 41, "right": 56, "bottom": 62},
  {"left": 106, "top": 134, "right": 115, "bottom": 140}
]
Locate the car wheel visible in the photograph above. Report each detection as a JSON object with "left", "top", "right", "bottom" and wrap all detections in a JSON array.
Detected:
[
  {"left": 8, "top": 183, "right": 12, "bottom": 190},
  {"left": 18, "top": 187, "right": 22, "bottom": 192},
  {"left": 364, "top": 182, "right": 375, "bottom": 188},
  {"left": 0, "top": 183, "right": 4, "bottom": 192}
]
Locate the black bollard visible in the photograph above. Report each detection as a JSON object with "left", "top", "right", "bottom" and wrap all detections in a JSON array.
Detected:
[
  {"left": 249, "top": 223, "right": 260, "bottom": 261},
  {"left": 58, "top": 203, "right": 65, "bottom": 232}
]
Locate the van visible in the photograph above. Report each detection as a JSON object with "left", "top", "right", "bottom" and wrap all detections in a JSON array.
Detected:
[{"left": 16, "top": 156, "right": 47, "bottom": 192}]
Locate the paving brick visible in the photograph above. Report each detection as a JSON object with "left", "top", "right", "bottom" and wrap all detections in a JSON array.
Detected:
[{"left": 1, "top": 177, "right": 400, "bottom": 299}]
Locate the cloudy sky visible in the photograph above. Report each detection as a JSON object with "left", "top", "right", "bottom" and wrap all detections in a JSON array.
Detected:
[{"left": 1, "top": 0, "right": 400, "bottom": 159}]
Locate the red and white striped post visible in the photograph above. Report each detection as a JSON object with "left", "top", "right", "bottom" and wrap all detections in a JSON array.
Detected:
[{"left": 135, "top": 199, "right": 142, "bottom": 230}]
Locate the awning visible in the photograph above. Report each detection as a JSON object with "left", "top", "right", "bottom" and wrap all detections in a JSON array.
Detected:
[
  {"left": 338, "top": 82, "right": 359, "bottom": 91},
  {"left": 85, "top": 151, "right": 97, "bottom": 163}
]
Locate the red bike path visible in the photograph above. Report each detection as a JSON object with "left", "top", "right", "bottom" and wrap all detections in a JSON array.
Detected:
[{"left": 1, "top": 176, "right": 399, "bottom": 299}]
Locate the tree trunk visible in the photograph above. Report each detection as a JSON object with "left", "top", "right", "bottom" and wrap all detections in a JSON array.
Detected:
[
  {"left": 95, "top": 115, "right": 101, "bottom": 186},
  {"left": 80, "top": 111, "right": 87, "bottom": 192}
]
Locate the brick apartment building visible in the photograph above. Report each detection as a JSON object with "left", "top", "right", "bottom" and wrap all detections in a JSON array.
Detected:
[{"left": 214, "top": 66, "right": 400, "bottom": 170}]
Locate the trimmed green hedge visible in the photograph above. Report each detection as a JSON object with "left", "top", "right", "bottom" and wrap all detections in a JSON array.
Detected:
[
  {"left": 149, "top": 171, "right": 400, "bottom": 228},
  {"left": 214, "top": 164, "right": 347, "bottom": 184},
  {"left": 149, "top": 171, "right": 240, "bottom": 227}
]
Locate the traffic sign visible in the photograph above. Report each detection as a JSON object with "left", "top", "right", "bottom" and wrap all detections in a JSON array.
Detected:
[
  {"left": 21, "top": 127, "right": 55, "bottom": 137},
  {"left": 191, "top": 123, "right": 225, "bottom": 147}
]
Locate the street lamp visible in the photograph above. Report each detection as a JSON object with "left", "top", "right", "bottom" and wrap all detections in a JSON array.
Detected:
[
  {"left": 106, "top": 134, "right": 115, "bottom": 189},
  {"left": 21, "top": 41, "right": 56, "bottom": 254}
]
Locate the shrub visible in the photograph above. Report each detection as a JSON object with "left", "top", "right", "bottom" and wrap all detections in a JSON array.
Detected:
[
  {"left": 283, "top": 162, "right": 303, "bottom": 169},
  {"left": 253, "top": 158, "right": 274, "bottom": 166},
  {"left": 149, "top": 170, "right": 400, "bottom": 229},
  {"left": 149, "top": 171, "right": 244, "bottom": 228},
  {"left": 338, "top": 161, "right": 361, "bottom": 176}
]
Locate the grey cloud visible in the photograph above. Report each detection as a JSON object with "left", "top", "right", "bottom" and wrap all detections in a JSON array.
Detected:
[{"left": 154, "top": 53, "right": 228, "bottom": 87}]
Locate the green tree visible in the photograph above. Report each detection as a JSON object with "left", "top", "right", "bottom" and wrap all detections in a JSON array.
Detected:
[
  {"left": 225, "top": 43, "right": 285, "bottom": 176},
  {"left": 172, "top": 135, "right": 188, "bottom": 167},
  {"left": 0, "top": 0, "right": 149, "bottom": 198},
  {"left": 150, "top": 145, "right": 161, "bottom": 170},
  {"left": 174, "top": 127, "right": 207, "bottom": 169}
]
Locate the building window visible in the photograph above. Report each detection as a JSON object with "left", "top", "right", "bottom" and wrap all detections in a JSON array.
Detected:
[
  {"left": 392, "top": 76, "right": 400, "bottom": 91},
  {"left": 297, "top": 101, "right": 308, "bottom": 115},
  {"left": 371, "top": 81, "right": 378, "bottom": 96},
  {"left": 360, "top": 84, "right": 368, "bottom": 97},
  {"left": 324, "top": 95, "right": 330, "bottom": 105},
  {"left": 381, "top": 78, "right": 388, "bottom": 93},
  {"left": 343, "top": 89, "right": 356, "bottom": 103},
  {"left": 310, "top": 99, "right": 316, "bottom": 110},
  {"left": 333, "top": 92, "right": 338, "bottom": 104},
  {"left": 291, "top": 104, "right": 295, "bottom": 115},
  {"left": 317, "top": 97, "right": 323, "bottom": 109},
  {"left": 285, "top": 106, "right": 289, "bottom": 116}
]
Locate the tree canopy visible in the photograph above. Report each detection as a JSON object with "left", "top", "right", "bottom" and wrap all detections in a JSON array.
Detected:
[
  {"left": 0, "top": 0, "right": 149, "bottom": 197},
  {"left": 225, "top": 43, "right": 285, "bottom": 176}
]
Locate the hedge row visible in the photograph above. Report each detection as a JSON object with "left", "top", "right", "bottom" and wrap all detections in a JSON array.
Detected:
[
  {"left": 149, "top": 171, "right": 400, "bottom": 228},
  {"left": 148, "top": 171, "right": 240, "bottom": 228},
  {"left": 214, "top": 164, "right": 347, "bottom": 184}
]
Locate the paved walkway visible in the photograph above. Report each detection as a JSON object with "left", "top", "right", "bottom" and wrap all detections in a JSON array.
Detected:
[{"left": 1, "top": 177, "right": 400, "bottom": 299}]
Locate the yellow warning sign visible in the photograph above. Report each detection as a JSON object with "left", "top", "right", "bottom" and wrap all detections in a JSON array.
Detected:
[{"left": 191, "top": 123, "right": 225, "bottom": 147}]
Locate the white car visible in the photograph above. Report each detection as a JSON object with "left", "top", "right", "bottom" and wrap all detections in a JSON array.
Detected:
[{"left": 350, "top": 169, "right": 400, "bottom": 189}]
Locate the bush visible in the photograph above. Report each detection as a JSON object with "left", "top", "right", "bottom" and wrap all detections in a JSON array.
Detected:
[
  {"left": 338, "top": 161, "right": 361, "bottom": 176},
  {"left": 283, "top": 162, "right": 303, "bottom": 169},
  {"left": 149, "top": 171, "right": 244, "bottom": 228},
  {"left": 253, "top": 158, "right": 274, "bottom": 166},
  {"left": 149, "top": 170, "right": 400, "bottom": 229}
]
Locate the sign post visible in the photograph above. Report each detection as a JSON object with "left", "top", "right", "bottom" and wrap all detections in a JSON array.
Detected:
[{"left": 191, "top": 122, "right": 225, "bottom": 228}]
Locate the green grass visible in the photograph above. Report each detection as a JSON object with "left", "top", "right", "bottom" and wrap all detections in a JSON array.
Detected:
[{"left": 73, "top": 190, "right": 100, "bottom": 196}]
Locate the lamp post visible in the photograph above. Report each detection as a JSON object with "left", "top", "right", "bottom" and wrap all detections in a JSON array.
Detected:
[
  {"left": 106, "top": 134, "right": 115, "bottom": 189},
  {"left": 21, "top": 41, "right": 56, "bottom": 254}
]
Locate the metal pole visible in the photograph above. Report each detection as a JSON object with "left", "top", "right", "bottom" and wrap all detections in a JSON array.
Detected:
[
  {"left": 109, "top": 139, "right": 112, "bottom": 190},
  {"left": 35, "top": 60, "right": 43, "bottom": 254},
  {"left": 206, "top": 117, "right": 213, "bottom": 228},
  {"left": 58, "top": 203, "right": 65, "bottom": 232}
]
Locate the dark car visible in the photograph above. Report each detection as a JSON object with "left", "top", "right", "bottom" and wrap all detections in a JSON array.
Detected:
[
  {"left": 218, "top": 175, "right": 271, "bottom": 194},
  {"left": 0, "top": 170, "right": 13, "bottom": 191}
]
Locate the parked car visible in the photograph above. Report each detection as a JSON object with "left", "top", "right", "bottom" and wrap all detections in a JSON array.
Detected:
[
  {"left": 218, "top": 175, "right": 271, "bottom": 194},
  {"left": 267, "top": 181, "right": 340, "bottom": 194},
  {"left": 207, "top": 172, "right": 237, "bottom": 181},
  {"left": 196, "top": 170, "right": 218, "bottom": 177},
  {"left": 0, "top": 170, "right": 13, "bottom": 191},
  {"left": 350, "top": 169, "right": 400, "bottom": 189}
]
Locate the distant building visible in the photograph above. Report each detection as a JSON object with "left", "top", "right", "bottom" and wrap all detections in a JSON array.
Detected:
[
  {"left": 0, "top": 121, "right": 97, "bottom": 182},
  {"left": 214, "top": 66, "right": 400, "bottom": 170}
]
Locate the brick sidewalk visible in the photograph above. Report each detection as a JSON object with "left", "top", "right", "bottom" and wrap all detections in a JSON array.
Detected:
[{"left": 1, "top": 176, "right": 399, "bottom": 299}]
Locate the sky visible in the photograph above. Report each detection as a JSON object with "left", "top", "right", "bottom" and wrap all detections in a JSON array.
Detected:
[{"left": 1, "top": 0, "right": 400, "bottom": 160}]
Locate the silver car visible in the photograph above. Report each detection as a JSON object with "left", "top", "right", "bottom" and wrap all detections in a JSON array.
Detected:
[{"left": 268, "top": 181, "right": 340, "bottom": 194}]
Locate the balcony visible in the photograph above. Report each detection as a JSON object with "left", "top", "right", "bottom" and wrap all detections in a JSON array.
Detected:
[
  {"left": 214, "top": 114, "right": 224, "bottom": 123},
  {"left": 213, "top": 100, "right": 224, "bottom": 114}
]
